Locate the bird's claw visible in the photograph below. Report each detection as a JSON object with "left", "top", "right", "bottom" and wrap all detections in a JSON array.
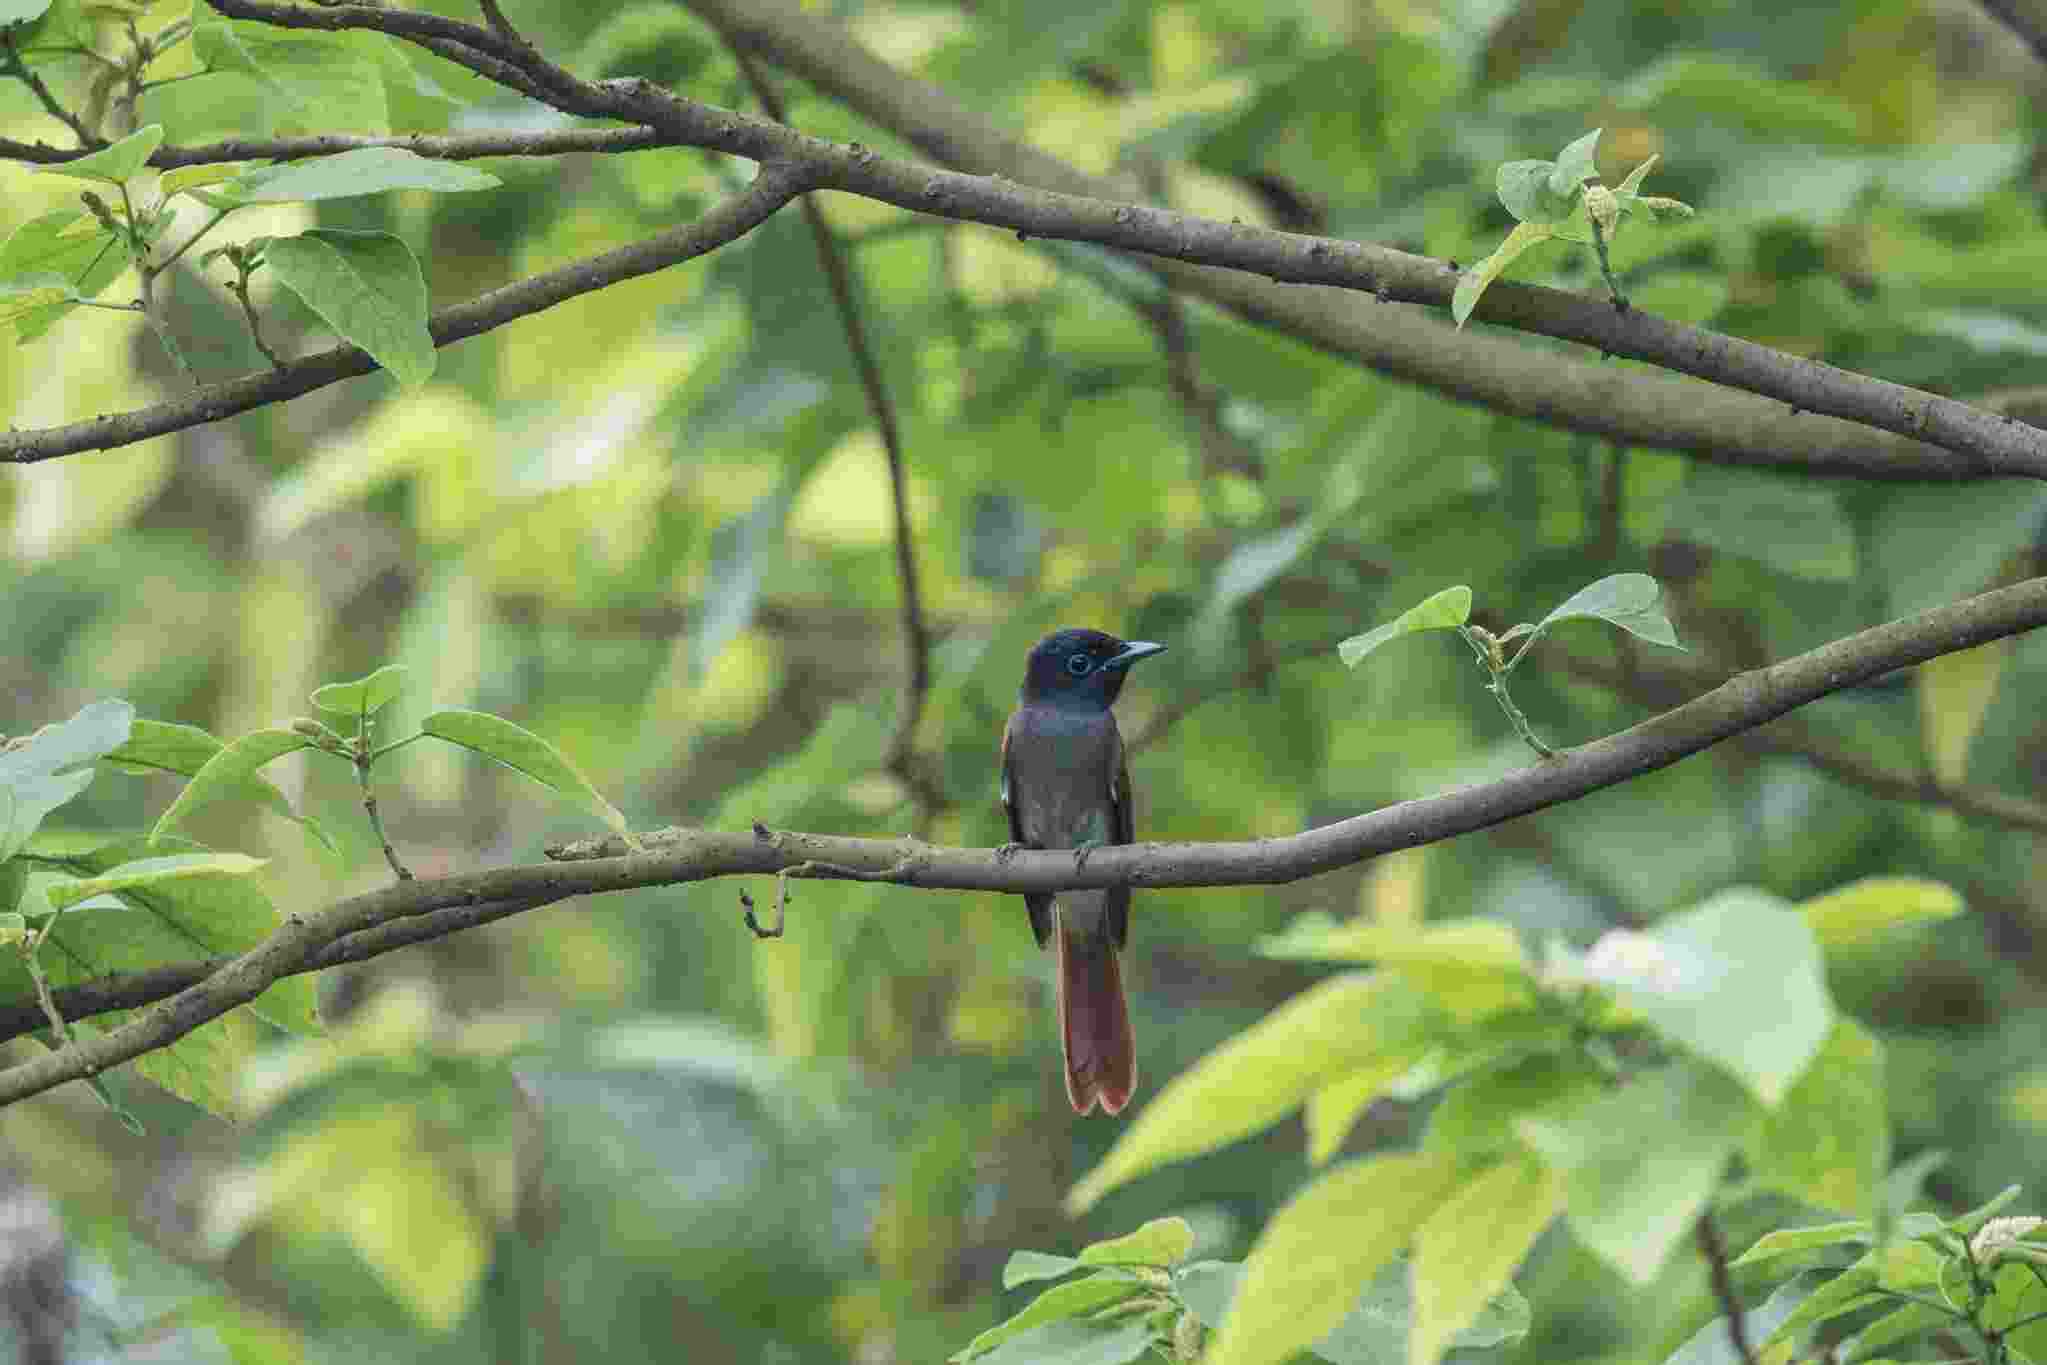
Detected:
[
  {"left": 995, "top": 841, "right": 1027, "bottom": 864},
  {"left": 1071, "top": 839, "right": 1104, "bottom": 871}
]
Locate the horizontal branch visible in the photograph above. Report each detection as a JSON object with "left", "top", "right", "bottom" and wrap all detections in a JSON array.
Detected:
[
  {"left": 4, "top": 574, "right": 2046, "bottom": 1105},
  {"left": 0, "top": 125, "right": 667, "bottom": 167},
  {"left": 1, "top": 163, "right": 806, "bottom": 463}
]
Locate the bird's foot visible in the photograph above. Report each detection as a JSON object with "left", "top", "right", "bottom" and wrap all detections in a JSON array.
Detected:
[
  {"left": 996, "top": 841, "right": 1027, "bottom": 864},
  {"left": 1070, "top": 839, "right": 1104, "bottom": 871}
]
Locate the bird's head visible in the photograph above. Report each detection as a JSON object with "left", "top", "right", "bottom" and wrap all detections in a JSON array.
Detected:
[{"left": 1019, "top": 628, "right": 1167, "bottom": 708}]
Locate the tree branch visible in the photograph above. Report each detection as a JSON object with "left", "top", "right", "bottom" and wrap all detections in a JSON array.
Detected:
[
  {"left": 732, "top": 48, "right": 940, "bottom": 819},
  {"left": 680, "top": 0, "right": 2047, "bottom": 479},
  {"left": 0, "top": 125, "right": 668, "bottom": 167},
  {"left": 0, "top": 2, "right": 2035, "bottom": 480},
  {"left": 1976, "top": 0, "right": 2047, "bottom": 64},
  {"left": 4, "top": 575, "right": 2047, "bottom": 1105},
  {"left": 1696, "top": 1214, "right": 1761, "bottom": 1365},
  {"left": 1, "top": 165, "right": 807, "bottom": 464}
]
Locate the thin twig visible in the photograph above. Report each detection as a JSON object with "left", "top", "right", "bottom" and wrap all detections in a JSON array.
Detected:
[
  {"left": 1, "top": 31, "right": 97, "bottom": 146},
  {"left": 1696, "top": 1214, "right": 1760, "bottom": 1365},
  {"left": 477, "top": 0, "right": 528, "bottom": 47},
  {"left": 20, "top": 949, "right": 72, "bottom": 1047},
  {"left": 733, "top": 46, "right": 940, "bottom": 820},
  {"left": 1976, "top": 0, "right": 2047, "bottom": 64},
  {"left": 354, "top": 715, "right": 413, "bottom": 882},
  {"left": 3, "top": 165, "right": 809, "bottom": 463}
]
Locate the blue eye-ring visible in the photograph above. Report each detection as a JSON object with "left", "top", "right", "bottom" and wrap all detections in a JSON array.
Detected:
[{"left": 1066, "top": 652, "right": 1094, "bottom": 676}]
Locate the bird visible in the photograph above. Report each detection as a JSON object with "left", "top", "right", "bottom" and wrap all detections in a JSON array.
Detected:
[{"left": 1000, "top": 628, "right": 1166, "bottom": 1115}]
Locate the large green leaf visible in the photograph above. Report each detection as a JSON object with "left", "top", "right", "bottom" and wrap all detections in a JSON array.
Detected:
[
  {"left": 1067, "top": 973, "right": 1435, "bottom": 1211},
  {"left": 1516, "top": 1063, "right": 1757, "bottom": 1284},
  {"left": 1201, "top": 1152, "right": 1464, "bottom": 1365},
  {"left": 0, "top": 210, "right": 131, "bottom": 340},
  {"left": 222, "top": 148, "right": 500, "bottom": 203},
  {"left": 1411, "top": 1152, "right": 1561, "bottom": 1365},
  {"left": 421, "top": 710, "right": 631, "bottom": 839},
  {"left": 1575, "top": 888, "right": 1833, "bottom": 1104},
  {"left": 950, "top": 1272, "right": 1144, "bottom": 1362},
  {"left": 37, "top": 125, "right": 163, "bottom": 184},
  {"left": 1748, "top": 1019, "right": 1887, "bottom": 1216},
  {"left": 1, "top": 700, "right": 134, "bottom": 860},
  {"left": 263, "top": 231, "right": 434, "bottom": 387}
]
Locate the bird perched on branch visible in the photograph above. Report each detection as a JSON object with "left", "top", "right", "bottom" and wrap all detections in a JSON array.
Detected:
[{"left": 1001, "top": 628, "right": 1166, "bottom": 1115}]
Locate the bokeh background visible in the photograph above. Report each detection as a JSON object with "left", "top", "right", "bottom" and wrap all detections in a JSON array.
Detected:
[{"left": 5, "top": 0, "right": 2047, "bottom": 1360}]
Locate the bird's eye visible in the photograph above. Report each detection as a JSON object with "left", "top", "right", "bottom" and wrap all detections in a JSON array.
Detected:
[{"left": 1066, "top": 652, "right": 1095, "bottom": 677}]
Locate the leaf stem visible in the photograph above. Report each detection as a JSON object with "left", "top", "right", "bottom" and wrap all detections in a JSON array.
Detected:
[{"left": 355, "top": 713, "right": 413, "bottom": 882}]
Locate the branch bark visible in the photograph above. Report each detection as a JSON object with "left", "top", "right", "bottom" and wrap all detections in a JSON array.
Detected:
[
  {"left": 8, "top": 0, "right": 2040, "bottom": 481},
  {"left": 4, "top": 575, "right": 2046, "bottom": 1105}
]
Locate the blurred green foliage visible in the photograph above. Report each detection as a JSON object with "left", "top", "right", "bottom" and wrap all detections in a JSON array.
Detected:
[{"left": 5, "top": 0, "right": 2047, "bottom": 1361}]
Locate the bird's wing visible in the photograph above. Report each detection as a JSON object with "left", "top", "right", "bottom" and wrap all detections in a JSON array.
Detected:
[
  {"left": 1105, "top": 720, "right": 1132, "bottom": 949},
  {"left": 1001, "top": 711, "right": 1056, "bottom": 947}
]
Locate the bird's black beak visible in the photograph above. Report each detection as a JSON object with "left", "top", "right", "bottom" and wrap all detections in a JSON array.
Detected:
[{"left": 1104, "top": 640, "right": 1167, "bottom": 670}]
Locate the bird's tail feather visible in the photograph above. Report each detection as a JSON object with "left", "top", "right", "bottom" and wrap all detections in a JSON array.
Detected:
[{"left": 1057, "top": 918, "right": 1135, "bottom": 1115}]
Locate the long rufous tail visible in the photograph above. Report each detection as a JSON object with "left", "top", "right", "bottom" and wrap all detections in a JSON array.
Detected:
[{"left": 1056, "top": 918, "right": 1135, "bottom": 1115}]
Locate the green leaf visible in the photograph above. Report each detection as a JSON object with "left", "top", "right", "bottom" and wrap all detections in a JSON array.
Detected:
[
  {"left": 1749, "top": 1019, "right": 1887, "bottom": 1215},
  {"left": 1798, "top": 878, "right": 1963, "bottom": 953},
  {"left": 1206, "top": 520, "right": 1317, "bottom": 622},
  {"left": 1257, "top": 916, "right": 1531, "bottom": 1021},
  {"left": 1549, "top": 128, "right": 1603, "bottom": 196},
  {"left": 38, "top": 125, "right": 163, "bottom": 184},
  {"left": 1574, "top": 888, "right": 1833, "bottom": 1104},
  {"left": 1453, "top": 221, "right": 1555, "bottom": 326},
  {"left": 0, "top": 0, "right": 55, "bottom": 26},
  {"left": 221, "top": 147, "right": 500, "bottom": 203},
  {"left": 1496, "top": 159, "right": 1578, "bottom": 225},
  {"left": 43, "top": 852, "right": 265, "bottom": 912},
  {"left": 1424, "top": 1052, "right": 1608, "bottom": 1167},
  {"left": 0, "top": 210, "right": 133, "bottom": 341},
  {"left": 1202, "top": 1152, "right": 1464, "bottom": 1365},
  {"left": 1516, "top": 1063, "right": 1757, "bottom": 1285},
  {"left": 1002, "top": 1250, "right": 1085, "bottom": 1290},
  {"left": 1078, "top": 1217, "right": 1194, "bottom": 1268},
  {"left": 1533, "top": 573, "right": 1682, "bottom": 649},
  {"left": 1946, "top": 1183, "right": 2023, "bottom": 1239},
  {"left": 70, "top": 836, "right": 318, "bottom": 1036},
  {"left": 1411, "top": 1153, "right": 1561, "bottom": 1365},
  {"left": 1664, "top": 1272, "right": 1827, "bottom": 1365},
  {"left": 1732, "top": 1221, "right": 1875, "bottom": 1272},
  {"left": 263, "top": 230, "right": 434, "bottom": 387},
  {"left": 1, "top": 700, "right": 134, "bottom": 861},
  {"left": 1066, "top": 973, "right": 1434, "bottom": 1212},
  {"left": 951, "top": 1273, "right": 1143, "bottom": 1361},
  {"left": 1875, "top": 1150, "right": 1947, "bottom": 1246},
  {"left": 421, "top": 710, "right": 631, "bottom": 839},
  {"left": 149, "top": 729, "right": 312, "bottom": 843},
  {"left": 1762, "top": 1241, "right": 1942, "bottom": 1349},
  {"left": 1338, "top": 586, "right": 1472, "bottom": 667},
  {"left": 190, "top": 18, "right": 390, "bottom": 137},
  {"left": 103, "top": 719, "right": 324, "bottom": 846},
  {"left": 962, "top": 1317, "right": 1158, "bottom": 1365},
  {"left": 1839, "top": 1297, "right": 1951, "bottom": 1362},
  {"left": 1175, "top": 1254, "right": 1530, "bottom": 1365},
  {"left": 310, "top": 664, "right": 410, "bottom": 720},
  {"left": 160, "top": 162, "right": 249, "bottom": 199}
]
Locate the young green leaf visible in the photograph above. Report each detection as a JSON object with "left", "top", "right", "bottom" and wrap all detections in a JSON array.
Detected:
[
  {"left": 1338, "top": 586, "right": 1473, "bottom": 667},
  {"left": 1533, "top": 573, "right": 1682, "bottom": 649},
  {"left": 1496, "top": 160, "right": 1577, "bottom": 225},
  {"left": 149, "top": 729, "right": 312, "bottom": 843},
  {"left": 219, "top": 147, "right": 500, "bottom": 203},
  {"left": 1663, "top": 1273, "right": 1826, "bottom": 1365},
  {"left": 160, "top": 162, "right": 250, "bottom": 199},
  {"left": 1002, "top": 1250, "right": 1085, "bottom": 1289},
  {"left": 1452, "top": 222, "right": 1555, "bottom": 327},
  {"left": 1202, "top": 1152, "right": 1464, "bottom": 1365},
  {"left": 1067, "top": 973, "right": 1434, "bottom": 1212},
  {"left": 1761, "top": 1240, "right": 1941, "bottom": 1348},
  {"left": 1077, "top": 1216, "right": 1194, "bottom": 1268},
  {"left": 421, "top": 710, "right": 632, "bottom": 839},
  {"left": 1, "top": 699, "right": 135, "bottom": 860},
  {"left": 1548, "top": 128, "right": 1603, "bottom": 197},
  {"left": 310, "top": 664, "right": 410, "bottom": 720},
  {"left": 43, "top": 852, "right": 266, "bottom": 912},
  {"left": 957, "top": 1317, "right": 1158, "bottom": 1365},
  {"left": 1257, "top": 916, "right": 1530, "bottom": 1018},
  {"left": 37, "top": 124, "right": 164, "bottom": 184},
  {"left": 105, "top": 719, "right": 335, "bottom": 853},
  {"left": 0, "top": 210, "right": 133, "bottom": 341},
  {"left": 263, "top": 231, "right": 434, "bottom": 387},
  {"left": 1412, "top": 1153, "right": 1561, "bottom": 1365},
  {"left": 950, "top": 1273, "right": 1144, "bottom": 1361},
  {"left": 1731, "top": 1221, "right": 1876, "bottom": 1272}
]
